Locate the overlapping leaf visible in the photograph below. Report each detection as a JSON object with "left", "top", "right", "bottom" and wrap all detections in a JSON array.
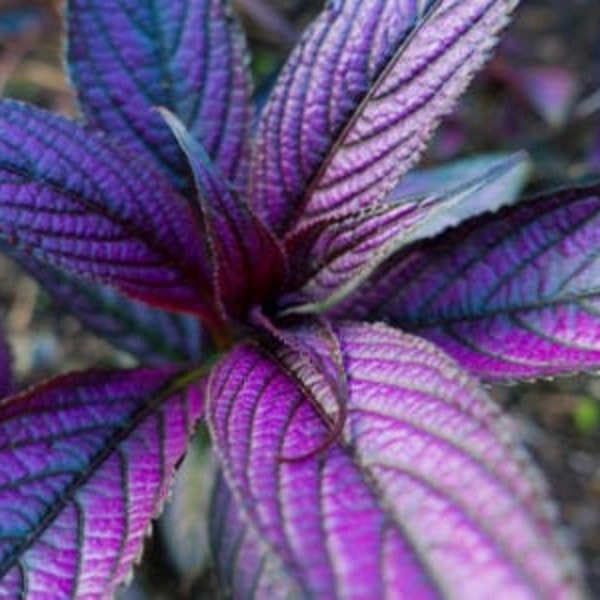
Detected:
[
  {"left": 281, "top": 154, "right": 530, "bottom": 314},
  {"left": 163, "top": 112, "right": 286, "bottom": 320},
  {"left": 251, "top": 0, "right": 519, "bottom": 233},
  {"left": 0, "top": 367, "right": 204, "bottom": 598},
  {"left": 208, "top": 322, "right": 581, "bottom": 598},
  {"left": 67, "top": 0, "right": 252, "bottom": 192},
  {"left": 0, "top": 101, "right": 214, "bottom": 317},
  {"left": 339, "top": 183, "right": 600, "bottom": 381}
]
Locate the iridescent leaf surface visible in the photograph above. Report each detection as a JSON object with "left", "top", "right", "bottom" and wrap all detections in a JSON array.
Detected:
[
  {"left": 67, "top": 0, "right": 252, "bottom": 192},
  {"left": 163, "top": 111, "right": 286, "bottom": 320},
  {"left": 0, "top": 368, "right": 204, "bottom": 598},
  {"left": 281, "top": 154, "right": 529, "bottom": 314},
  {"left": 251, "top": 0, "right": 519, "bottom": 233},
  {"left": 0, "top": 101, "right": 213, "bottom": 317},
  {"left": 340, "top": 184, "right": 600, "bottom": 381},
  {"left": 208, "top": 322, "right": 581, "bottom": 598}
]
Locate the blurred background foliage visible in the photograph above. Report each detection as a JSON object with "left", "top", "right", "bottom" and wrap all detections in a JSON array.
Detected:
[{"left": 0, "top": 0, "right": 599, "bottom": 597}]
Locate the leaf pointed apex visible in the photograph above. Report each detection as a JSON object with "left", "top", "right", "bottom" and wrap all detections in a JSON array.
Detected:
[
  {"left": 0, "top": 368, "right": 205, "bottom": 598},
  {"left": 161, "top": 110, "right": 287, "bottom": 320},
  {"left": 251, "top": 0, "right": 522, "bottom": 234}
]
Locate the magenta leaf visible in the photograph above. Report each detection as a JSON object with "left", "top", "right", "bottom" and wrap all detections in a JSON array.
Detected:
[
  {"left": 251, "top": 0, "right": 519, "bottom": 234},
  {"left": 281, "top": 153, "right": 530, "bottom": 314},
  {"left": 339, "top": 183, "right": 600, "bottom": 381},
  {"left": 208, "top": 322, "right": 581, "bottom": 598},
  {"left": 0, "top": 367, "right": 204, "bottom": 598},
  {"left": 162, "top": 111, "right": 286, "bottom": 319},
  {"left": 67, "top": 0, "right": 252, "bottom": 192},
  {"left": 0, "top": 101, "right": 215, "bottom": 317}
]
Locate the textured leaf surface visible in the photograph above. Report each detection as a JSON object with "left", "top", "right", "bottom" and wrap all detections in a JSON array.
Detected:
[
  {"left": 251, "top": 0, "right": 519, "bottom": 233},
  {"left": 163, "top": 112, "right": 286, "bottom": 320},
  {"left": 0, "top": 368, "right": 203, "bottom": 599},
  {"left": 67, "top": 0, "right": 252, "bottom": 191},
  {"left": 208, "top": 322, "right": 580, "bottom": 598},
  {"left": 339, "top": 184, "right": 600, "bottom": 381},
  {"left": 281, "top": 154, "right": 529, "bottom": 314},
  {"left": 2, "top": 245, "right": 204, "bottom": 364},
  {"left": 0, "top": 101, "right": 213, "bottom": 317}
]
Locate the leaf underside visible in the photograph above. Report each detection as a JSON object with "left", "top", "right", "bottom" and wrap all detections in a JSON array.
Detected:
[
  {"left": 0, "top": 368, "right": 203, "bottom": 598},
  {"left": 208, "top": 322, "right": 581, "bottom": 598}
]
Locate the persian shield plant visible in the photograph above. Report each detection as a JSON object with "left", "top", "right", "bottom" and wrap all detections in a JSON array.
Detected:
[{"left": 0, "top": 0, "right": 596, "bottom": 597}]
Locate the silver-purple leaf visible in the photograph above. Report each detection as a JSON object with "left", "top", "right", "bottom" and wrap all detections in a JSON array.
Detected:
[
  {"left": 0, "top": 101, "right": 214, "bottom": 318},
  {"left": 0, "top": 368, "right": 204, "bottom": 598},
  {"left": 281, "top": 153, "right": 529, "bottom": 314},
  {"left": 67, "top": 0, "right": 252, "bottom": 192},
  {"left": 339, "top": 183, "right": 600, "bottom": 381},
  {"left": 251, "top": 0, "right": 520, "bottom": 234},
  {"left": 208, "top": 322, "right": 581, "bottom": 598}
]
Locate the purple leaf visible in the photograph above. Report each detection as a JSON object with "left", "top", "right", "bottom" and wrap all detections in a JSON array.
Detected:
[
  {"left": 162, "top": 111, "right": 286, "bottom": 320},
  {"left": 67, "top": 0, "right": 252, "bottom": 192},
  {"left": 0, "top": 101, "right": 215, "bottom": 318},
  {"left": 338, "top": 183, "right": 600, "bottom": 381},
  {"left": 0, "top": 367, "right": 204, "bottom": 598},
  {"left": 251, "top": 0, "right": 519, "bottom": 234},
  {"left": 1, "top": 243, "right": 204, "bottom": 364},
  {"left": 281, "top": 153, "right": 530, "bottom": 314},
  {"left": 208, "top": 322, "right": 581, "bottom": 598}
]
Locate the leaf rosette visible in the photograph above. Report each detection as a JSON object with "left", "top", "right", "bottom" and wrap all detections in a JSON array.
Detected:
[{"left": 0, "top": 0, "right": 594, "bottom": 598}]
